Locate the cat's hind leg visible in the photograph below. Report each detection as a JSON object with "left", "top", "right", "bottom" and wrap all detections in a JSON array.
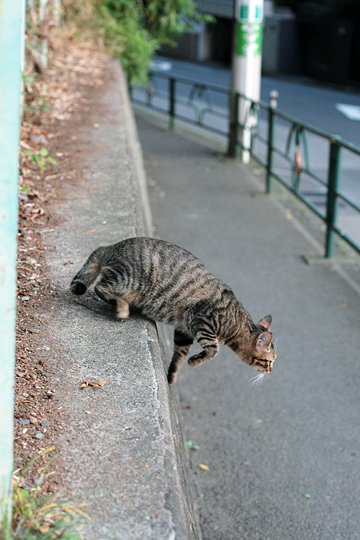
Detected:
[
  {"left": 94, "top": 281, "right": 130, "bottom": 320},
  {"left": 94, "top": 282, "right": 116, "bottom": 305},
  {"left": 115, "top": 297, "right": 130, "bottom": 320},
  {"left": 168, "top": 330, "right": 193, "bottom": 384}
]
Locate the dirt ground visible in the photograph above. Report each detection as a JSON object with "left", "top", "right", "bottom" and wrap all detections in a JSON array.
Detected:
[{"left": 15, "top": 34, "right": 108, "bottom": 488}]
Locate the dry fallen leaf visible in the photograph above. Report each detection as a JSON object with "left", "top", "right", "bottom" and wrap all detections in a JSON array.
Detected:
[
  {"left": 80, "top": 380, "right": 107, "bottom": 390},
  {"left": 197, "top": 463, "right": 210, "bottom": 472}
]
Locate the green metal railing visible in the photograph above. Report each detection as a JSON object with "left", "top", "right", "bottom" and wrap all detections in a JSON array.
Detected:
[
  {"left": 236, "top": 92, "right": 360, "bottom": 258},
  {"left": 133, "top": 71, "right": 230, "bottom": 136},
  {"left": 131, "top": 71, "right": 360, "bottom": 259}
]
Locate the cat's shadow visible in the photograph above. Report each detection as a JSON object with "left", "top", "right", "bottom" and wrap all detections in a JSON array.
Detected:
[
  {"left": 68, "top": 290, "right": 143, "bottom": 323},
  {"left": 71, "top": 292, "right": 113, "bottom": 317}
]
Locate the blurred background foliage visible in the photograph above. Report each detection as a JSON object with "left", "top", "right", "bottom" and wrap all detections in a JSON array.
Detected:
[{"left": 62, "top": 0, "right": 211, "bottom": 84}]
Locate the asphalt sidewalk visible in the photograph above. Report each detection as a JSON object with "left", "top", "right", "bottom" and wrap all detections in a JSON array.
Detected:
[
  {"left": 41, "top": 60, "right": 199, "bottom": 540},
  {"left": 135, "top": 110, "right": 360, "bottom": 539}
]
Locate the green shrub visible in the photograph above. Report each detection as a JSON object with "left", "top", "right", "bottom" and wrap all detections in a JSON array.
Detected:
[
  {"left": 99, "top": 0, "right": 211, "bottom": 84},
  {"left": 98, "top": 3, "right": 158, "bottom": 85},
  {"left": 63, "top": 0, "right": 211, "bottom": 84}
]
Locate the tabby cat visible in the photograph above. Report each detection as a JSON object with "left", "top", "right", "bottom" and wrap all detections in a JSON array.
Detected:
[{"left": 70, "top": 237, "right": 276, "bottom": 384}]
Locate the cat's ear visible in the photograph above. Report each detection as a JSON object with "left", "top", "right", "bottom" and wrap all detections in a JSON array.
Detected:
[
  {"left": 256, "top": 331, "right": 272, "bottom": 349},
  {"left": 257, "top": 314, "right": 272, "bottom": 331}
]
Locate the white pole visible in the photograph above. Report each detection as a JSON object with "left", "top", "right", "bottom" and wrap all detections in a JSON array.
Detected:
[
  {"left": 231, "top": 0, "right": 264, "bottom": 163},
  {"left": 39, "top": 0, "right": 49, "bottom": 70},
  {"left": 53, "top": 0, "right": 61, "bottom": 27}
]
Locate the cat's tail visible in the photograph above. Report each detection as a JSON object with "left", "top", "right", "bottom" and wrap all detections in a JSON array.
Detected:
[{"left": 70, "top": 247, "right": 105, "bottom": 295}]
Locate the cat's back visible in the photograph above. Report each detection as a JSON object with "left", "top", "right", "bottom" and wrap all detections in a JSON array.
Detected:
[
  {"left": 107, "top": 237, "right": 226, "bottom": 319},
  {"left": 110, "top": 236, "right": 201, "bottom": 272}
]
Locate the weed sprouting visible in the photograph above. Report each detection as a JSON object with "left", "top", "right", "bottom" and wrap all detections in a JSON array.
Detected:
[
  {"left": 1, "top": 448, "right": 90, "bottom": 540},
  {"left": 24, "top": 148, "right": 57, "bottom": 175}
]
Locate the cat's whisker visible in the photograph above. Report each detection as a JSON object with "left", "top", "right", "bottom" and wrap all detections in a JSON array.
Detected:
[{"left": 250, "top": 372, "right": 266, "bottom": 387}]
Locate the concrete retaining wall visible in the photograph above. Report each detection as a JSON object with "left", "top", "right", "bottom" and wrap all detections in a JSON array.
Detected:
[{"left": 43, "top": 60, "right": 200, "bottom": 540}]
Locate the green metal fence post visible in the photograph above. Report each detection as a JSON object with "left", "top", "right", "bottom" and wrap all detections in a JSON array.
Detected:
[
  {"left": 325, "top": 139, "right": 342, "bottom": 258},
  {"left": 266, "top": 90, "right": 278, "bottom": 194},
  {"left": 128, "top": 82, "right": 133, "bottom": 100},
  {"left": 0, "top": 0, "right": 25, "bottom": 528},
  {"left": 227, "top": 91, "right": 240, "bottom": 157},
  {"left": 168, "top": 77, "right": 176, "bottom": 130},
  {"left": 146, "top": 73, "right": 153, "bottom": 107}
]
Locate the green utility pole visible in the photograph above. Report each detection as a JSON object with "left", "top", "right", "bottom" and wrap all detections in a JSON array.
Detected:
[
  {"left": 228, "top": 0, "right": 264, "bottom": 162},
  {"left": 0, "top": 0, "right": 25, "bottom": 528}
]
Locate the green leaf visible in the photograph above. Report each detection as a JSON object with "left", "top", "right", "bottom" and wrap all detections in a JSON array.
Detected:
[{"left": 186, "top": 440, "right": 200, "bottom": 451}]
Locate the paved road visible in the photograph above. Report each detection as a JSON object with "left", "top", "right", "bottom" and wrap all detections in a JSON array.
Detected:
[
  {"left": 137, "top": 113, "right": 360, "bottom": 540},
  {"left": 153, "top": 55, "right": 360, "bottom": 146}
]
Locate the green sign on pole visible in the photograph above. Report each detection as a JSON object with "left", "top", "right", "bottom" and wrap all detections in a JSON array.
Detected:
[{"left": 235, "top": 21, "right": 263, "bottom": 56}]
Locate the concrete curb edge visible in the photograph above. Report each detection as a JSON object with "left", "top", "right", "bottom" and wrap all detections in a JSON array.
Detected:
[{"left": 118, "top": 62, "right": 202, "bottom": 539}]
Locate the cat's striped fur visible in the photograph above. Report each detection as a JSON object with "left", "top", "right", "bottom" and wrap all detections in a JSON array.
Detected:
[{"left": 70, "top": 237, "right": 277, "bottom": 383}]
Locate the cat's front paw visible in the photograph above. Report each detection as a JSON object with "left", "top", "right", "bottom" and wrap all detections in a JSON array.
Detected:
[
  {"left": 188, "top": 352, "right": 205, "bottom": 367},
  {"left": 167, "top": 371, "right": 177, "bottom": 384}
]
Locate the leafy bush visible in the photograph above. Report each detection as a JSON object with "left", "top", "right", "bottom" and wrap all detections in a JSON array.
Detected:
[
  {"left": 63, "top": 0, "right": 210, "bottom": 84},
  {"left": 98, "top": 3, "right": 157, "bottom": 84}
]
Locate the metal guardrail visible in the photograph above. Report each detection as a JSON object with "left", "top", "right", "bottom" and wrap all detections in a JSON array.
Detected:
[
  {"left": 131, "top": 71, "right": 360, "bottom": 259},
  {"left": 234, "top": 92, "right": 360, "bottom": 258},
  {"left": 132, "top": 71, "right": 230, "bottom": 135}
]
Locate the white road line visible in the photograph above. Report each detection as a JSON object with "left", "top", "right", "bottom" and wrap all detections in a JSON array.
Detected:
[{"left": 336, "top": 104, "right": 360, "bottom": 121}]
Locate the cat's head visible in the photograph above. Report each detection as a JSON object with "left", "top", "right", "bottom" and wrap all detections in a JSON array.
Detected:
[{"left": 244, "top": 315, "right": 277, "bottom": 373}]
